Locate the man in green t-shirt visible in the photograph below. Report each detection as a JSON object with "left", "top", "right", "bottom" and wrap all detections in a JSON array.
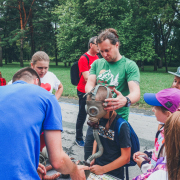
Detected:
[{"left": 84, "top": 28, "right": 140, "bottom": 161}]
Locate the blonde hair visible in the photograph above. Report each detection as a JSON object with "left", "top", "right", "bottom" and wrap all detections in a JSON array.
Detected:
[
  {"left": 164, "top": 111, "right": 180, "bottom": 180},
  {"left": 31, "top": 51, "right": 50, "bottom": 65}
]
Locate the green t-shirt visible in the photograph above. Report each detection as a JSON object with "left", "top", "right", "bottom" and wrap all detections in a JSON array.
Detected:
[{"left": 90, "top": 56, "right": 140, "bottom": 121}]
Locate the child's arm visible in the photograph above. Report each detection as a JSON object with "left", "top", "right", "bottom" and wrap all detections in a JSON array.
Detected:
[
  {"left": 133, "top": 151, "right": 150, "bottom": 167},
  {"left": 90, "top": 140, "right": 97, "bottom": 166},
  {"left": 133, "top": 151, "right": 154, "bottom": 173},
  {"left": 90, "top": 147, "right": 131, "bottom": 175}
]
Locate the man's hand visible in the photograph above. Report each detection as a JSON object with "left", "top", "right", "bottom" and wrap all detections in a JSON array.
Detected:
[
  {"left": 90, "top": 165, "right": 104, "bottom": 175},
  {"left": 37, "top": 163, "right": 46, "bottom": 180},
  {"left": 70, "top": 165, "right": 89, "bottom": 180},
  {"left": 103, "top": 88, "right": 127, "bottom": 111}
]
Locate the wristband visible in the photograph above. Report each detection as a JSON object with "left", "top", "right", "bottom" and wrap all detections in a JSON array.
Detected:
[{"left": 125, "top": 97, "right": 131, "bottom": 107}]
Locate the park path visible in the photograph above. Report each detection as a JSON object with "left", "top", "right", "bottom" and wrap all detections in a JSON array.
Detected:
[{"left": 58, "top": 97, "right": 157, "bottom": 179}]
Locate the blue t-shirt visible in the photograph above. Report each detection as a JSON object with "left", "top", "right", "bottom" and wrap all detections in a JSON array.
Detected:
[{"left": 0, "top": 81, "right": 63, "bottom": 180}]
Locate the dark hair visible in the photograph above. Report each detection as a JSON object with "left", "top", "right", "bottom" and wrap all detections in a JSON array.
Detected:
[
  {"left": 97, "top": 28, "right": 120, "bottom": 45},
  {"left": 88, "top": 36, "right": 97, "bottom": 49},
  {"left": 160, "top": 106, "right": 169, "bottom": 113},
  {"left": 164, "top": 111, "right": 180, "bottom": 180},
  {"left": 12, "top": 67, "right": 41, "bottom": 86}
]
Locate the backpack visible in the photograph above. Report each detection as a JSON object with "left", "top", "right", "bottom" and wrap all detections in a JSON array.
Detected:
[
  {"left": 70, "top": 54, "right": 89, "bottom": 86},
  {"left": 114, "top": 116, "right": 140, "bottom": 167}
]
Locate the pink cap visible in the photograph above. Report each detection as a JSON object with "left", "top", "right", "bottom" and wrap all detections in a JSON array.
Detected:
[{"left": 144, "top": 88, "right": 180, "bottom": 113}]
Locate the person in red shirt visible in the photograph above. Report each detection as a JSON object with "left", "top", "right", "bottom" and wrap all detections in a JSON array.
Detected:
[
  {"left": 75, "top": 36, "right": 99, "bottom": 147},
  {"left": 0, "top": 72, "right": 6, "bottom": 86}
]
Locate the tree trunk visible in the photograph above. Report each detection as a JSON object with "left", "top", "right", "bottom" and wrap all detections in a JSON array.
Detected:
[
  {"left": 8, "top": 47, "right": 12, "bottom": 63},
  {"left": 0, "top": 37, "right": 2, "bottom": 67},
  {"left": 163, "top": 39, "right": 168, "bottom": 72},
  {"left": 158, "top": 58, "right": 163, "bottom": 68},
  {"left": 18, "top": 0, "right": 36, "bottom": 66},
  {"left": 164, "top": 53, "right": 168, "bottom": 72},
  {"left": 29, "top": 11, "right": 35, "bottom": 57},
  {"left": 136, "top": 60, "right": 141, "bottom": 67},
  {"left": 54, "top": 23, "right": 58, "bottom": 66},
  {"left": 31, "top": 31, "right": 35, "bottom": 57},
  {"left": 168, "top": 47, "right": 173, "bottom": 66},
  {"left": 153, "top": 21, "right": 159, "bottom": 72},
  {"left": 55, "top": 45, "right": 58, "bottom": 66},
  {"left": 165, "top": 62, "right": 168, "bottom": 73},
  {"left": 20, "top": 38, "right": 24, "bottom": 67},
  {"left": 5, "top": 48, "right": 7, "bottom": 65},
  {"left": 141, "top": 61, "right": 144, "bottom": 71},
  {"left": 159, "top": 19, "right": 172, "bottom": 72},
  {"left": 154, "top": 58, "right": 157, "bottom": 71}
]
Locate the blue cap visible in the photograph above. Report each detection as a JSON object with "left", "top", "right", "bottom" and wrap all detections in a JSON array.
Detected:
[{"left": 143, "top": 93, "right": 162, "bottom": 106}]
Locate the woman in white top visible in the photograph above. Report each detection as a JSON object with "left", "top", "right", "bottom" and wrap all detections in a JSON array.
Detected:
[
  {"left": 30, "top": 51, "right": 63, "bottom": 153},
  {"left": 31, "top": 51, "right": 63, "bottom": 100}
]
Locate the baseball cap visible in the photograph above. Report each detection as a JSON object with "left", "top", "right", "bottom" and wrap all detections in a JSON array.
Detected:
[
  {"left": 168, "top": 67, "right": 180, "bottom": 77},
  {"left": 143, "top": 88, "right": 180, "bottom": 113}
]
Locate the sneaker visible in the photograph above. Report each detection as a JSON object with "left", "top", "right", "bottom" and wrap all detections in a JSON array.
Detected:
[{"left": 75, "top": 139, "right": 85, "bottom": 147}]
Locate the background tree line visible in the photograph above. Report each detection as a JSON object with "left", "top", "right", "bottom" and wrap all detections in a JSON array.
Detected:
[{"left": 0, "top": 0, "right": 180, "bottom": 72}]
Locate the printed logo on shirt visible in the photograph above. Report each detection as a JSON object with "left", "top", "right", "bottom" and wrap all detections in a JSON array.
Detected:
[
  {"left": 41, "top": 83, "right": 51, "bottom": 91},
  {"left": 97, "top": 69, "right": 119, "bottom": 97},
  {"left": 98, "top": 125, "right": 114, "bottom": 141}
]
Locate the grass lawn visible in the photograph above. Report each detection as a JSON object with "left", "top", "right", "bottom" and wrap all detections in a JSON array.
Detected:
[{"left": 0, "top": 62, "right": 177, "bottom": 109}]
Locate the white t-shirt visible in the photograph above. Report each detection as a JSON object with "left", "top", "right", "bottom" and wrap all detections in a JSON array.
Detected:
[
  {"left": 40, "top": 71, "right": 61, "bottom": 93},
  {"left": 147, "top": 170, "right": 168, "bottom": 180}
]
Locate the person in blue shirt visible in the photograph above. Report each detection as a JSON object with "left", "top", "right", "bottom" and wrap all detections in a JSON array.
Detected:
[{"left": 0, "top": 67, "right": 88, "bottom": 180}]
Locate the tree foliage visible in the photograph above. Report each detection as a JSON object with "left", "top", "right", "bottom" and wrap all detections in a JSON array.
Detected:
[
  {"left": 0, "top": 0, "right": 59, "bottom": 66},
  {"left": 0, "top": 0, "right": 179, "bottom": 71},
  {"left": 55, "top": 0, "right": 180, "bottom": 71}
]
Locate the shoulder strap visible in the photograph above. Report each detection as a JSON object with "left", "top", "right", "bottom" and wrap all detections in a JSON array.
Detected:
[
  {"left": 105, "top": 111, "right": 117, "bottom": 131},
  {"left": 157, "top": 144, "right": 165, "bottom": 159},
  {"left": 83, "top": 54, "right": 89, "bottom": 65},
  {"left": 157, "top": 126, "right": 165, "bottom": 159},
  {"left": 114, "top": 116, "right": 127, "bottom": 148},
  {"left": 156, "top": 124, "right": 165, "bottom": 138},
  {"left": 78, "top": 54, "right": 89, "bottom": 80}
]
